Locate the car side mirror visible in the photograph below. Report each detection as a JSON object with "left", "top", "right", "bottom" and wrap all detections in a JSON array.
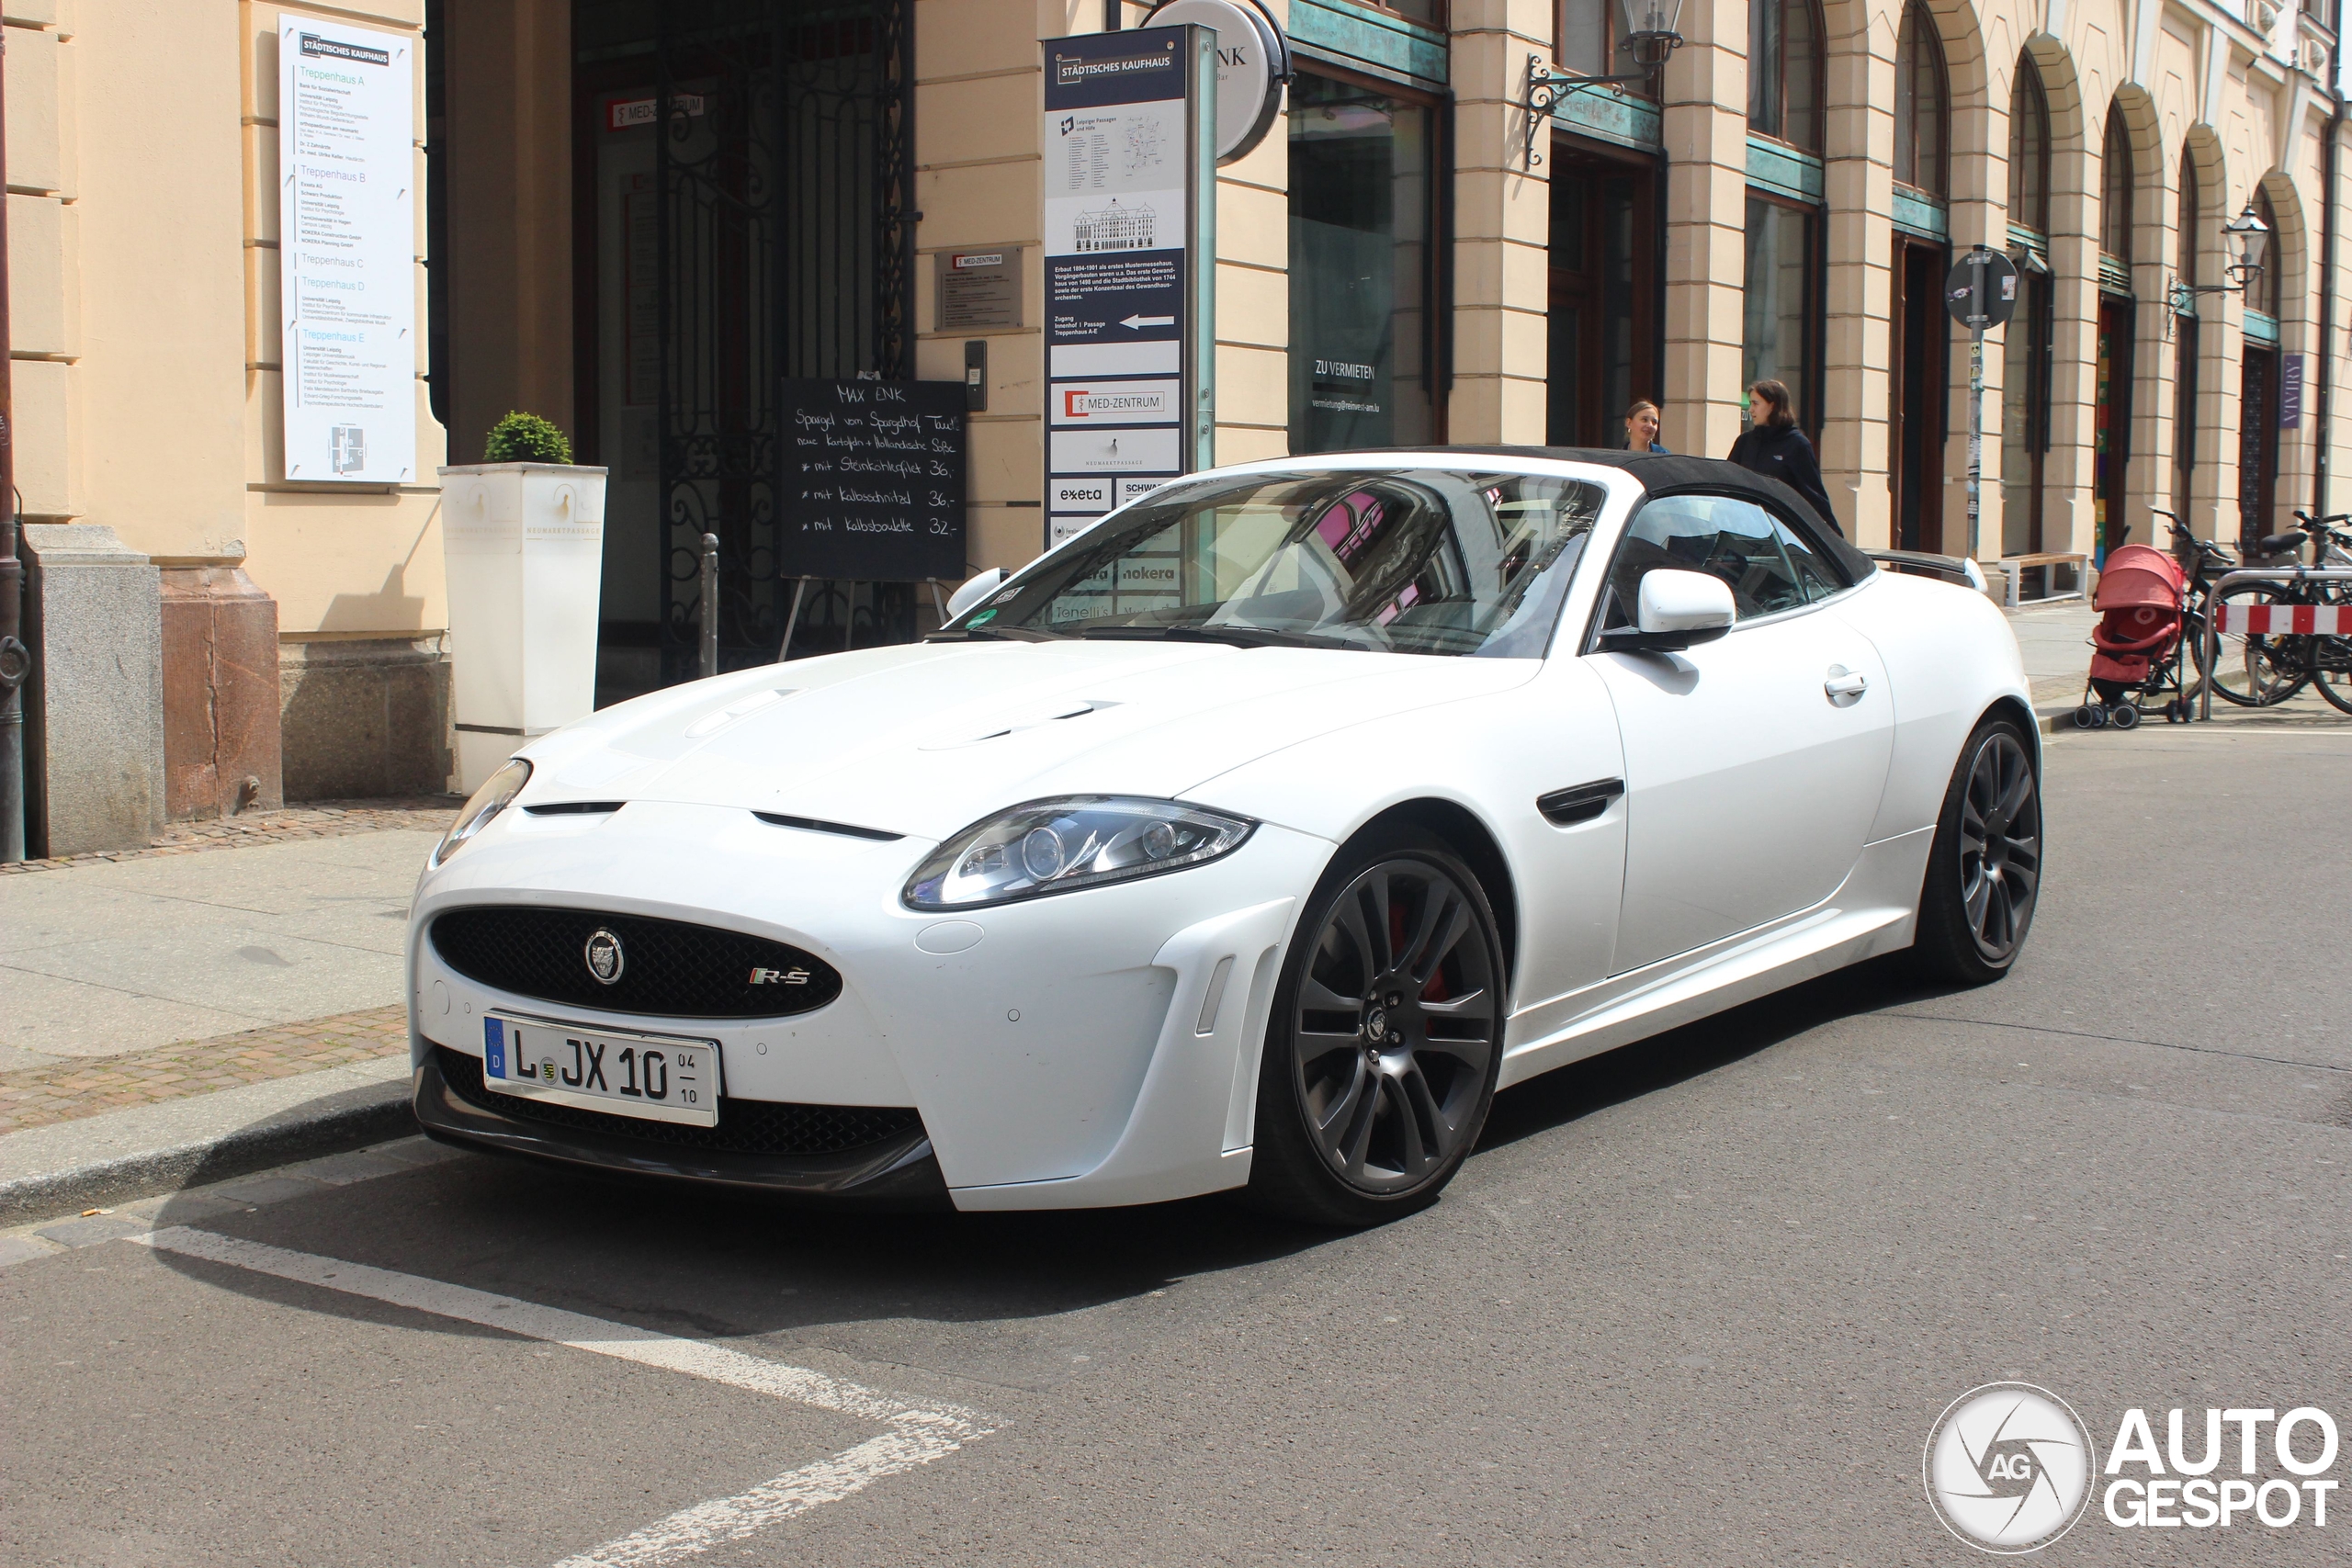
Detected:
[
  {"left": 1600, "top": 569, "right": 1736, "bottom": 653},
  {"left": 944, "top": 568, "right": 1007, "bottom": 622}
]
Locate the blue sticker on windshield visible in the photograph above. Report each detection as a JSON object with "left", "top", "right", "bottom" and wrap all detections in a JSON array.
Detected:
[{"left": 483, "top": 1017, "right": 505, "bottom": 1078}]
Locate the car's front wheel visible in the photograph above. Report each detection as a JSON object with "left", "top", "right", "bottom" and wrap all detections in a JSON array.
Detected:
[
  {"left": 1246, "top": 827, "right": 1504, "bottom": 1226},
  {"left": 1907, "top": 716, "right": 2042, "bottom": 986}
]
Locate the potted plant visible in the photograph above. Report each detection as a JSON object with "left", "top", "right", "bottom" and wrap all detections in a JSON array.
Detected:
[{"left": 438, "top": 413, "right": 609, "bottom": 793}]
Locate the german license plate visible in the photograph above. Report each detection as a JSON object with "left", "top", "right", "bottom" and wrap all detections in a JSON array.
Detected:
[{"left": 481, "top": 1015, "right": 720, "bottom": 1127}]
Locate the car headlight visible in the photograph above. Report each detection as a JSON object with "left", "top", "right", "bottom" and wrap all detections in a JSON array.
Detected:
[
  {"left": 433, "top": 759, "right": 531, "bottom": 866},
  {"left": 904, "top": 796, "right": 1255, "bottom": 909}
]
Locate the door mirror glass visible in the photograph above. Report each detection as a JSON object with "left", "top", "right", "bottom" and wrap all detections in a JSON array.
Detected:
[{"left": 1636, "top": 569, "right": 1736, "bottom": 637}]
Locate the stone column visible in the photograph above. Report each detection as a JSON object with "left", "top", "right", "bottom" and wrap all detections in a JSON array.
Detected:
[
  {"left": 2041, "top": 66, "right": 2098, "bottom": 560},
  {"left": 1820, "top": 5, "right": 1894, "bottom": 547},
  {"left": 1448, "top": 0, "right": 1551, "bottom": 444},
  {"left": 20, "top": 525, "right": 164, "bottom": 857},
  {"left": 1660, "top": 0, "right": 1750, "bottom": 460},
  {"left": 1949, "top": 34, "right": 2005, "bottom": 564}
]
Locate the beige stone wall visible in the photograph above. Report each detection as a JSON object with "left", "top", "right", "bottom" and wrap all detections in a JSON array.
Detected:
[
  {"left": 1450, "top": 0, "right": 1551, "bottom": 444},
  {"left": 241, "top": 1, "right": 448, "bottom": 644},
  {"left": 912, "top": 0, "right": 1301, "bottom": 573},
  {"left": 2, "top": 4, "right": 447, "bottom": 615}
]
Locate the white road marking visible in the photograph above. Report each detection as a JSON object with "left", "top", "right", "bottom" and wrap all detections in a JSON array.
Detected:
[{"left": 131, "top": 1225, "right": 997, "bottom": 1566}]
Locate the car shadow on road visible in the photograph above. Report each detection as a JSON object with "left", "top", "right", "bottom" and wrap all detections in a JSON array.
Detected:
[
  {"left": 134, "top": 959, "right": 1970, "bottom": 1348},
  {"left": 1476, "top": 955, "right": 1966, "bottom": 1153}
]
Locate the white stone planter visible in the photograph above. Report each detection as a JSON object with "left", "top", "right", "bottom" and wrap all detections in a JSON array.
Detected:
[{"left": 437, "top": 463, "right": 609, "bottom": 794}]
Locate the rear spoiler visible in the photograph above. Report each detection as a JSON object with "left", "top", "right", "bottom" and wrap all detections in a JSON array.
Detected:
[{"left": 1864, "top": 548, "right": 1989, "bottom": 594}]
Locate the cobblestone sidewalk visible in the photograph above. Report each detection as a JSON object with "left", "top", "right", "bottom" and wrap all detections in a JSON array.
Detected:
[
  {"left": 0, "top": 798, "right": 459, "bottom": 877},
  {"left": 0, "top": 1006, "right": 410, "bottom": 1135}
]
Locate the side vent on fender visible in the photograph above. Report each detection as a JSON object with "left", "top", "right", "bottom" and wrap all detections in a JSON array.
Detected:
[{"left": 1536, "top": 779, "right": 1625, "bottom": 827}]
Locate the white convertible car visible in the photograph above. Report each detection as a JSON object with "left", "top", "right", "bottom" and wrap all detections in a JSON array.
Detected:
[{"left": 408, "top": 448, "right": 2041, "bottom": 1224}]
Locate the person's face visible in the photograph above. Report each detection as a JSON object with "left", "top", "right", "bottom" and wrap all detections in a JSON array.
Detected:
[
  {"left": 1626, "top": 407, "right": 1660, "bottom": 447},
  {"left": 1748, "top": 394, "right": 1774, "bottom": 428}
]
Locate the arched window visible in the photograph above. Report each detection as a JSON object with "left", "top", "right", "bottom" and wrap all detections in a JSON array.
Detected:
[
  {"left": 1749, "top": 0, "right": 1823, "bottom": 151},
  {"left": 2255, "top": 185, "right": 2282, "bottom": 320},
  {"left": 2007, "top": 60, "right": 2051, "bottom": 234},
  {"left": 1893, "top": 2, "right": 1948, "bottom": 195},
  {"left": 2100, "top": 106, "right": 2134, "bottom": 264}
]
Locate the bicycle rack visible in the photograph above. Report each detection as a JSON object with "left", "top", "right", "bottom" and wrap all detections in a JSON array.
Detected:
[{"left": 2197, "top": 567, "right": 2352, "bottom": 719}]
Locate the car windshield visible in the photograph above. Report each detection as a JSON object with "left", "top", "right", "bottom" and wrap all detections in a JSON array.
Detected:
[{"left": 955, "top": 468, "right": 1611, "bottom": 657}]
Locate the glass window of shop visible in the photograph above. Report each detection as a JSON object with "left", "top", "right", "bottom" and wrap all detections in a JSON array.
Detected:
[
  {"left": 1741, "top": 196, "right": 1818, "bottom": 431},
  {"left": 1748, "top": 0, "right": 1824, "bottom": 152},
  {"left": 1892, "top": 1, "right": 1947, "bottom": 196},
  {"left": 1289, "top": 72, "right": 1440, "bottom": 454}
]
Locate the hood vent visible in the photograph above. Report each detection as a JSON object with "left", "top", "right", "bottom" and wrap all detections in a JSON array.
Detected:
[{"left": 752, "top": 812, "right": 904, "bottom": 842}]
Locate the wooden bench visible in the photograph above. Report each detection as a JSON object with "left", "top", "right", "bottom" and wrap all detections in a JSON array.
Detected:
[{"left": 1996, "top": 553, "right": 2089, "bottom": 609}]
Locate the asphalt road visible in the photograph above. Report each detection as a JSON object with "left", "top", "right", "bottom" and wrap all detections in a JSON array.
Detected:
[{"left": 6, "top": 724, "right": 2349, "bottom": 1567}]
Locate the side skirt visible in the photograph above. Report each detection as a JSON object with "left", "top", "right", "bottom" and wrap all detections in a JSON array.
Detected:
[{"left": 1496, "top": 827, "right": 1933, "bottom": 1089}]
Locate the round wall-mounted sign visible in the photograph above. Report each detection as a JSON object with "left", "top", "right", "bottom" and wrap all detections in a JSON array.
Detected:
[
  {"left": 1142, "top": 0, "right": 1291, "bottom": 165},
  {"left": 1942, "top": 248, "right": 2019, "bottom": 331}
]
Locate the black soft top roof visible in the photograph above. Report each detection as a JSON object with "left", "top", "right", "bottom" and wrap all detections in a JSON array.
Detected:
[{"left": 1376, "top": 445, "right": 1878, "bottom": 584}]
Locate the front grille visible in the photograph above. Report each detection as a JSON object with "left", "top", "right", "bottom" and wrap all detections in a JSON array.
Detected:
[
  {"left": 429, "top": 906, "right": 842, "bottom": 1019},
  {"left": 436, "top": 1046, "right": 922, "bottom": 1156}
]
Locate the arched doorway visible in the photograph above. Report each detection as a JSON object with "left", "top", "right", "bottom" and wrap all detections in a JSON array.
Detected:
[{"left": 2239, "top": 184, "right": 2286, "bottom": 550}]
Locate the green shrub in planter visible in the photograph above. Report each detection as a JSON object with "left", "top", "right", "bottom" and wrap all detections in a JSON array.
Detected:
[{"left": 483, "top": 411, "right": 574, "bottom": 466}]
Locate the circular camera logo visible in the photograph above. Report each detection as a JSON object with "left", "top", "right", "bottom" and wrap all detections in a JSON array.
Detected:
[{"left": 1924, "top": 1382, "right": 2097, "bottom": 1552}]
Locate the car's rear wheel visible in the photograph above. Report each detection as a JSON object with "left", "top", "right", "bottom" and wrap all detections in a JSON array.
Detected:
[
  {"left": 1245, "top": 827, "right": 1504, "bottom": 1227},
  {"left": 1907, "top": 716, "right": 2042, "bottom": 986}
]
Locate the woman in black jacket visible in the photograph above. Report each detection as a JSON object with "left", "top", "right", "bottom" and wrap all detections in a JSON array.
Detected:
[{"left": 1726, "top": 378, "right": 1840, "bottom": 535}]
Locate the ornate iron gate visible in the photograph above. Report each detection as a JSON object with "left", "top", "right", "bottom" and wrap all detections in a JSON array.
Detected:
[{"left": 653, "top": 0, "right": 916, "bottom": 683}]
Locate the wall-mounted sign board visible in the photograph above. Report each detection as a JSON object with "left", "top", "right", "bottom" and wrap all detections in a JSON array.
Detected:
[
  {"left": 1040, "top": 26, "right": 1216, "bottom": 550},
  {"left": 277, "top": 20, "right": 416, "bottom": 484},
  {"left": 937, "top": 249, "right": 1023, "bottom": 332},
  {"left": 779, "top": 378, "right": 967, "bottom": 581}
]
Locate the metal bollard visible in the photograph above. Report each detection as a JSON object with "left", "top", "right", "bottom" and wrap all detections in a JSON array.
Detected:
[{"left": 698, "top": 532, "right": 720, "bottom": 680}]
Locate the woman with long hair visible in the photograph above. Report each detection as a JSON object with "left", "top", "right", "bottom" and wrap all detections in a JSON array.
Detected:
[{"left": 1726, "top": 378, "right": 1840, "bottom": 534}]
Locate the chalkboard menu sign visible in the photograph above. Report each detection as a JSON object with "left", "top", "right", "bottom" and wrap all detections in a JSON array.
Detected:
[{"left": 779, "top": 378, "right": 967, "bottom": 581}]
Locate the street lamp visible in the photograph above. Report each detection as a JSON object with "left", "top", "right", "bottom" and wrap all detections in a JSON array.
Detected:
[
  {"left": 1524, "top": 0, "right": 1686, "bottom": 165},
  {"left": 2222, "top": 200, "right": 2270, "bottom": 288},
  {"left": 2169, "top": 200, "right": 2270, "bottom": 316}
]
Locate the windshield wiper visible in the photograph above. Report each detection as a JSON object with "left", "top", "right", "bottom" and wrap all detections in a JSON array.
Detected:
[
  {"left": 931, "top": 624, "right": 1067, "bottom": 642},
  {"left": 1079, "top": 624, "right": 1366, "bottom": 651}
]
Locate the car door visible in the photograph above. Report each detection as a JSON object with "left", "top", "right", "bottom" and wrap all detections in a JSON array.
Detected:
[{"left": 1586, "top": 491, "right": 1894, "bottom": 976}]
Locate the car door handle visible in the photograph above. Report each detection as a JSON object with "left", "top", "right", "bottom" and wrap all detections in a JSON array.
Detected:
[
  {"left": 1824, "top": 666, "right": 1869, "bottom": 702},
  {"left": 1537, "top": 778, "right": 1624, "bottom": 826}
]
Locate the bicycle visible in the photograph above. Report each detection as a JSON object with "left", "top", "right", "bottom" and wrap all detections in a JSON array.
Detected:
[
  {"left": 2155, "top": 510, "right": 2314, "bottom": 708},
  {"left": 2283, "top": 511, "right": 2352, "bottom": 715}
]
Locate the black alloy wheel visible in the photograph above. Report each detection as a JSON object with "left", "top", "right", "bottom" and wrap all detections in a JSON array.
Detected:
[
  {"left": 1247, "top": 829, "right": 1504, "bottom": 1225},
  {"left": 1909, "top": 718, "right": 2042, "bottom": 985}
]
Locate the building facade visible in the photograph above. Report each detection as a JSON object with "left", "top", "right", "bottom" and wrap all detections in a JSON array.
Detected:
[{"left": 3, "top": 0, "right": 2342, "bottom": 852}]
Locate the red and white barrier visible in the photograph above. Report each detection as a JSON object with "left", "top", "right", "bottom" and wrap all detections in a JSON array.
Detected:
[{"left": 2211, "top": 601, "right": 2352, "bottom": 635}]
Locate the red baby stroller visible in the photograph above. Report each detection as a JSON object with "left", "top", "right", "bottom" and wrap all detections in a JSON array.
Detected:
[{"left": 2074, "top": 544, "right": 2192, "bottom": 728}]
